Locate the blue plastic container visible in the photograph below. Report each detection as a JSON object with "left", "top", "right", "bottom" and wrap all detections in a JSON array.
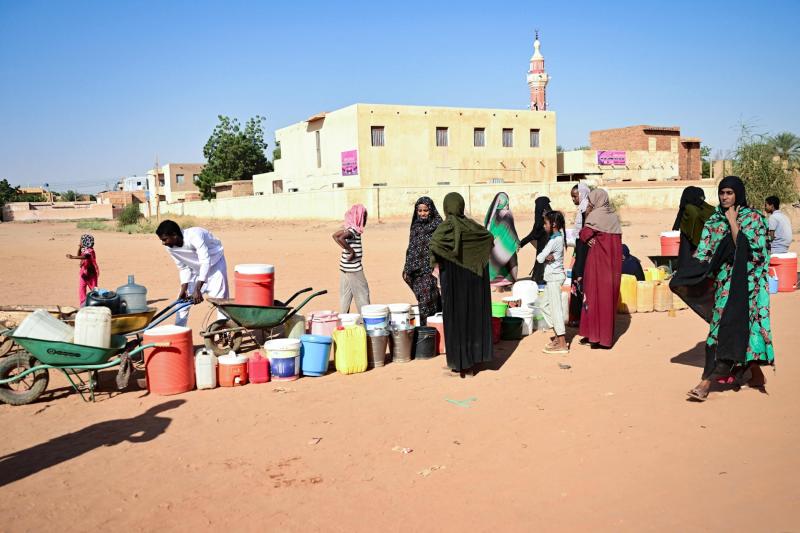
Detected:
[{"left": 300, "top": 334, "right": 333, "bottom": 376}]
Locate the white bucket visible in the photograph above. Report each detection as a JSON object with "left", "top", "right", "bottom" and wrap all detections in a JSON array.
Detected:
[
  {"left": 388, "top": 303, "right": 412, "bottom": 329},
  {"left": 338, "top": 313, "right": 362, "bottom": 327},
  {"left": 362, "top": 304, "right": 390, "bottom": 331},
  {"left": 74, "top": 306, "right": 111, "bottom": 348},
  {"left": 512, "top": 280, "right": 539, "bottom": 308},
  {"left": 264, "top": 338, "right": 302, "bottom": 381},
  {"left": 508, "top": 307, "right": 534, "bottom": 336},
  {"left": 411, "top": 305, "right": 420, "bottom": 326}
]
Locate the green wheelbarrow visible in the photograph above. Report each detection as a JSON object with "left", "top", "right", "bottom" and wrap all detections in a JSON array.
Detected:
[
  {"left": 0, "top": 330, "right": 169, "bottom": 405},
  {"left": 200, "top": 287, "right": 327, "bottom": 355}
]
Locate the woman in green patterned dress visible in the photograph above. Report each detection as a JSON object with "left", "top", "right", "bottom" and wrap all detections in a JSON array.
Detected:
[
  {"left": 484, "top": 192, "right": 521, "bottom": 286},
  {"left": 670, "top": 176, "right": 774, "bottom": 401}
]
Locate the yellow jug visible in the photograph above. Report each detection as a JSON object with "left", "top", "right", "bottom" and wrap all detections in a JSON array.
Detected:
[
  {"left": 618, "top": 274, "right": 638, "bottom": 314},
  {"left": 332, "top": 325, "right": 368, "bottom": 375},
  {"left": 636, "top": 281, "right": 655, "bottom": 313}
]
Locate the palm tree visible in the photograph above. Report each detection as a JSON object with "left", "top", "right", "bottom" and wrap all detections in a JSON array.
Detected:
[{"left": 770, "top": 132, "right": 800, "bottom": 168}]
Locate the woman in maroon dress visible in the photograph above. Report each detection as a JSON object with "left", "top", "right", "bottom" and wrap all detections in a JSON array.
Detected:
[{"left": 577, "top": 189, "right": 623, "bottom": 348}]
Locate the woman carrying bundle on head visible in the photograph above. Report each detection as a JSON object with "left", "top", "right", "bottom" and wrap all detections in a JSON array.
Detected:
[
  {"left": 519, "top": 196, "right": 552, "bottom": 284},
  {"left": 402, "top": 197, "right": 443, "bottom": 326},
  {"left": 430, "top": 192, "right": 494, "bottom": 378},
  {"left": 484, "top": 192, "right": 521, "bottom": 289},
  {"left": 673, "top": 186, "right": 715, "bottom": 270},
  {"left": 577, "top": 189, "right": 623, "bottom": 349},
  {"left": 670, "top": 176, "right": 774, "bottom": 402}
]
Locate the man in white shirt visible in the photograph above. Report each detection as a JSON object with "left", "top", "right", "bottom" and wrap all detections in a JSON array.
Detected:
[
  {"left": 765, "top": 196, "right": 792, "bottom": 254},
  {"left": 156, "top": 220, "right": 229, "bottom": 326}
]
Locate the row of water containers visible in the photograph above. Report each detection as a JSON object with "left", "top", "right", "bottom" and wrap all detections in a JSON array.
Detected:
[{"left": 15, "top": 307, "right": 114, "bottom": 348}]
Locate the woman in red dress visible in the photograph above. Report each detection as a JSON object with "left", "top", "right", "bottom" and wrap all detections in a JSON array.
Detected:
[{"left": 577, "top": 189, "right": 622, "bottom": 348}]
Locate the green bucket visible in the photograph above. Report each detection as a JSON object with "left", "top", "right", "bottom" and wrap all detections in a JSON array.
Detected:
[
  {"left": 491, "top": 301, "right": 509, "bottom": 318},
  {"left": 501, "top": 317, "right": 524, "bottom": 340}
]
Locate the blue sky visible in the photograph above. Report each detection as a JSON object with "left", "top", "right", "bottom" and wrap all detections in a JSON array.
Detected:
[{"left": 1, "top": 0, "right": 798, "bottom": 192}]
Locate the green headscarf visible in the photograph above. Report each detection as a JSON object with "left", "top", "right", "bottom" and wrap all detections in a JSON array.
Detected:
[{"left": 429, "top": 192, "right": 494, "bottom": 276}]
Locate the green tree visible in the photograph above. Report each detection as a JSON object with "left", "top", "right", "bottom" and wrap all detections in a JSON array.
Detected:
[
  {"left": 198, "top": 115, "right": 273, "bottom": 200},
  {"left": 273, "top": 140, "right": 281, "bottom": 160},
  {"left": 0, "top": 179, "right": 44, "bottom": 206},
  {"left": 701, "top": 145, "right": 711, "bottom": 179},
  {"left": 60, "top": 190, "right": 78, "bottom": 201},
  {"left": 769, "top": 132, "right": 800, "bottom": 169},
  {"left": 733, "top": 125, "right": 798, "bottom": 208}
]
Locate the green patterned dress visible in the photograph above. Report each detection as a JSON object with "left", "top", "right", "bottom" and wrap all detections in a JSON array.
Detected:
[{"left": 694, "top": 207, "right": 774, "bottom": 366}]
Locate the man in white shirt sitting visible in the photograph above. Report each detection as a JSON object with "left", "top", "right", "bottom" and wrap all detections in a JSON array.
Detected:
[{"left": 156, "top": 220, "right": 229, "bottom": 327}]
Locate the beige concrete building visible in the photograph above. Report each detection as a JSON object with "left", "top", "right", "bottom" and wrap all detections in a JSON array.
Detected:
[
  {"left": 254, "top": 103, "right": 557, "bottom": 194},
  {"left": 146, "top": 163, "right": 204, "bottom": 203},
  {"left": 214, "top": 180, "right": 254, "bottom": 199},
  {"left": 558, "top": 125, "right": 702, "bottom": 183}
]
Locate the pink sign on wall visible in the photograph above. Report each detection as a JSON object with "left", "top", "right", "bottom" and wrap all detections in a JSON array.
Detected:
[
  {"left": 597, "top": 150, "right": 626, "bottom": 166},
  {"left": 341, "top": 150, "right": 359, "bottom": 176}
]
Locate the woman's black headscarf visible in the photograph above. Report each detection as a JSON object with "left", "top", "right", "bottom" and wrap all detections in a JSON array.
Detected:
[
  {"left": 718, "top": 175, "right": 748, "bottom": 209},
  {"left": 404, "top": 196, "right": 443, "bottom": 276},
  {"left": 672, "top": 186, "right": 707, "bottom": 231}
]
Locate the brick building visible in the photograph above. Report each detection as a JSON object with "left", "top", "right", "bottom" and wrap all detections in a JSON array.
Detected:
[{"left": 590, "top": 125, "right": 702, "bottom": 180}]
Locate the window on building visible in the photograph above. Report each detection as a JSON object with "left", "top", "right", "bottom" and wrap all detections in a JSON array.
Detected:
[
  {"left": 288, "top": 188, "right": 299, "bottom": 193},
  {"left": 158, "top": 174, "right": 165, "bottom": 187},
  {"left": 332, "top": 182, "right": 344, "bottom": 188},
  {"left": 530, "top": 129, "right": 540, "bottom": 148},
  {"left": 193, "top": 174, "right": 200, "bottom": 184},
  {"left": 502, "top": 128, "right": 514, "bottom": 147},
  {"left": 371, "top": 126, "right": 385, "bottom": 147},
  {"left": 272, "top": 180, "right": 283, "bottom": 194},
  {"left": 489, "top": 178, "right": 505, "bottom": 184},
  {"left": 315, "top": 130, "right": 322, "bottom": 168},
  {"left": 176, "top": 174, "right": 185, "bottom": 184},
  {"left": 436, "top": 127, "right": 449, "bottom": 147},
  {"left": 372, "top": 182, "right": 387, "bottom": 187},
  {"left": 474, "top": 128, "right": 485, "bottom": 147}
]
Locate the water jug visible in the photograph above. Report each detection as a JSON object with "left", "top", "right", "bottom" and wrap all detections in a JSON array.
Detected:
[
  {"left": 74, "top": 306, "right": 111, "bottom": 348},
  {"left": 85, "top": 289, "right": 122, "bottom": 315},
  {"left": 768, "top": 268, "right": 779, "bottom": 295},
  {"left": 195, "top": 348, "right": 218, "bottom": 390},
  {"left": 14, "top": 309, "right": 74, "bottom": 342},
  {"left": 248, "top": 351, "right": 271, "bottom": 384},
  {"left": 218, "top": 351, "right": 249, "bottom": 386},
  {"left": 116, "top": 275, "right": 148, "bottom": 314}
]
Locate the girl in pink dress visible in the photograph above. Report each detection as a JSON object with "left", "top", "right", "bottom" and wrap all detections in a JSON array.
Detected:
[{"left": 66, "top": 234, "right": 99, "bottom": 305}]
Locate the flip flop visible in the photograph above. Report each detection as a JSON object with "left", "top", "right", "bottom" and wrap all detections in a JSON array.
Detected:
[{"left": 686, "top": 388, "right": 708, "bottom": 402}]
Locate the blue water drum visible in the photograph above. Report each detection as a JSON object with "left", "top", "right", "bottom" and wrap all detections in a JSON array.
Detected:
[{"left": 300, "top": 334, "right": 333, "bottom": 376}]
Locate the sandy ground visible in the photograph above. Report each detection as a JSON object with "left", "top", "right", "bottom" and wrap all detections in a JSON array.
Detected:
[{"left": 0, "top": 210, "right": 798, "bottom": 532}]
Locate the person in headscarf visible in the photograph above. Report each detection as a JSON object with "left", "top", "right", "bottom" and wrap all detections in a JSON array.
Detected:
[
  {"left": 403, "top": 197, "right": 443, "bottom": 325},
  {"left": 520, "top": 196, "right": 552, "bottom": 284},
  {"left": 673, "top": 186, "right": 715, "bottom": 269},
  {"left": 430, "top": 192, "right": 494, "bottom": 377},
  {"left": 621, "top": 244, "right": 645, "bottom": 281},
  {"left": 66, "top": 234, "right": 100, "bottom": 306},
  {"left": 333, "top": 204, "right": 371, "bottom": 313},
  {"left": 569, "top": 182, "right": 591, "bottom": 325},
  {"left": 577, "top": 189, "right": 623, "bottom": 348},
  {"left": 484, "top": 192, "right": 521, "bottom": 287},
  {"left": 670, "top": 176, "right": 774, "bottom": 401}
]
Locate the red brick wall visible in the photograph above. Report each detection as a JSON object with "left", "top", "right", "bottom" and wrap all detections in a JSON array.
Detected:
[
  {"left": 679, "top": 142, "right": 702, "bottom": 180},
  {"left": 591, "top": 126, "right": 680, "bottom": 152}
]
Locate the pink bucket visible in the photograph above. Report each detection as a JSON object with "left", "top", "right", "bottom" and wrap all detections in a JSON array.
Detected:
[{"left": 310, "top": 311, "right": 340, "bottom": 337}]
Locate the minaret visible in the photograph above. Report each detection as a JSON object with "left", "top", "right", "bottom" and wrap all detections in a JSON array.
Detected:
[{"left": 527, "top": 31, "right": 549, "bottom": 111}]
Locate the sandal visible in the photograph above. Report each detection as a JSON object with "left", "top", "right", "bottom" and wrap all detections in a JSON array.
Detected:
[
  {"left": 543, "top": 346, "right": 569, "bottom": 355},
  {"left": 686, "top": 388, "right": 709, "bottom": 402},
  {"left": 578, "top": 337, "right": 591, "bottom": 346}
]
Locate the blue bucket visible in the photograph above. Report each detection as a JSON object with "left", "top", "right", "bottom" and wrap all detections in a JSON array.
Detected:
[
  {"left": 300, "top": 334, "right": 333, "bottom": 376},
  {"left": 768, "top": 268, "right": 779, "bottom": 294}
]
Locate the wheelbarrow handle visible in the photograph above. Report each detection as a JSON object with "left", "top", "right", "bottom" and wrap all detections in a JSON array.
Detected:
[
  {"left": 129, "top": 341, "right": 171, "bottom": 357},
  {"left": 146, "top": 300, "right": 193, "bottom": 331},
  {"left": 281, "top": 287, "right": 313, "bottom": 307},
  {"left": 281, "top": 289, "right": 328, "bottom": 325}
]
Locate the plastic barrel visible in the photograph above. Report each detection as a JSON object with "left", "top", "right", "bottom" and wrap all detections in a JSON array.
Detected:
[
  {"left": 770, "top": 252, "right": 797, "bottom": 292},
  {"left": 234, "top": 264, "right": 275, "bottom": 306},
  {"left": 660, "top": 231, "right": 680, "bottom": 256},
  {"left": 143, "top": 325, "right": 195, "bottom": 395},
  {"left": 300, "top": 334, "right": 332, "bottom": 376},
  {"left": 412, "top": 327, "right": 437, "bottom": 359}
]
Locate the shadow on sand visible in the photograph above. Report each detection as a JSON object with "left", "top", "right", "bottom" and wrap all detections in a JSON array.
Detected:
[{"left": 0, "top": 399, "right": 185, "bottom": 487}]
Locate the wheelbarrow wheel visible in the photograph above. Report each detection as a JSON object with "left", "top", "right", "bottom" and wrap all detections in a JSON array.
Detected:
[
  {"left": 0, "top": 335, "right": 14, "bottom": 358},
  {"left": 0, "top": 352, "right": 49, "bottom": 406},
  {"left": 204, "top": 319, "right": 243, "bottom": 356}
]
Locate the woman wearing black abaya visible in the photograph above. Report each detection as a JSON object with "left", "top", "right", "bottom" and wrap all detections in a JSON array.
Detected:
[
  {"left": 402, "top": 197, "right": 443, "bottom": 325},
  {"left": 430, "top": 192, "right": 494, "bottom": 377},
  {"left": 520, "top": 196, "right": 552, "bottom": 284},
  {"left": 673, "top": 186, "right": 715, "bottom": 270}
]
